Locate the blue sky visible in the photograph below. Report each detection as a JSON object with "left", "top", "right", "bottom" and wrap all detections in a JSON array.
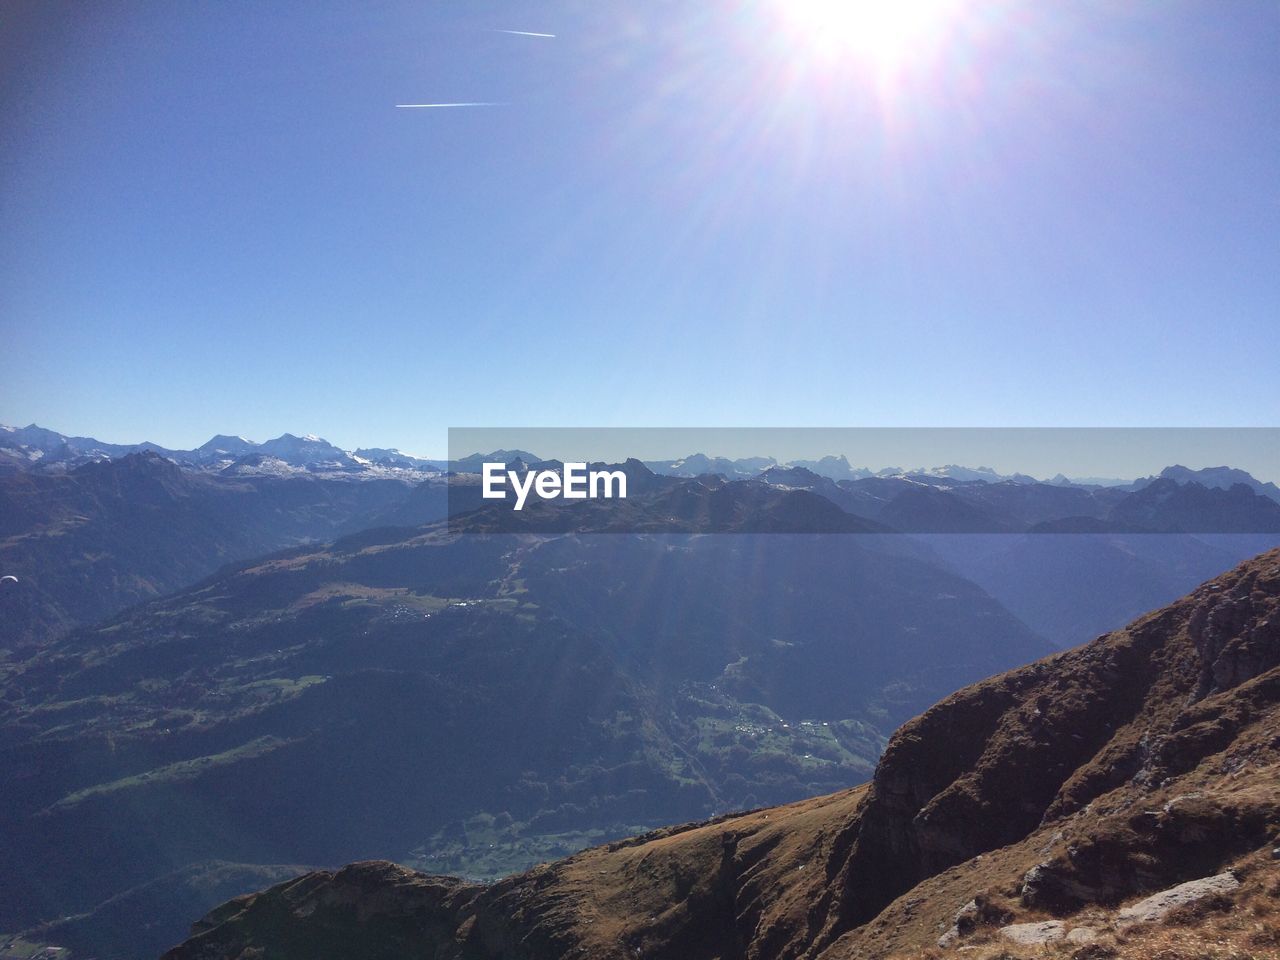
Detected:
[{"left": 1, "top": 1, "right": 1277, "bottom": 457}]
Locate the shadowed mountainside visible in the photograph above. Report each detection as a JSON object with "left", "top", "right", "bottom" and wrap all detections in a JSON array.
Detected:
[
  {"left": 0, "top": 510, "right": 1048, "bottom": 956},
  {"left": 0, "top": 452, "right": 447, "bottom": 648}
]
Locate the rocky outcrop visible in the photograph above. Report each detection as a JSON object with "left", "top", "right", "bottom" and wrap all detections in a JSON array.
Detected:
[
  {"left": 1115, "top": 873, "right": 1240, "bottom": 927},
  {"left": 999, "top": 920, "right": 1067, "bottom": 944},
  {"left": 1188, "top": 575, "right": 1280, "bottom": 699}
]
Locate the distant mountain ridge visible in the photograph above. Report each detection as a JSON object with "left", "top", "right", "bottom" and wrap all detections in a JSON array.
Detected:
[
  {"left": 641, "top": 453, "right": 1052, "bottom": 485},
  {"left": 450, "top": 461, "right": 1280, "bottom": 536},
  {"left": 5, "top": 427, "right": 1279, "bottom": 656},
  {"left": 0, "top": 423, "right": 446, "bottom": 478},
  {"left": 1140, "top": 463, "right": 1280, "bottom": 503},
  {"left": 7, "top": 425, "right": 1279, "bottom": 502}
]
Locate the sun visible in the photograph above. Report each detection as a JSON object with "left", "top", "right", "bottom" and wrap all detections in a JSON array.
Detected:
[{"left": 777, "top": 0, "right": 962, "bottom": 75}]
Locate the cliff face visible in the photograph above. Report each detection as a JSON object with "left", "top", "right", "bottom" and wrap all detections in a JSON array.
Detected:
[
  {"left": 164, "top": 549, "right": 1280, "bottom": 960},
  {"left": 814, "top": 546, "right": 1280, "bottom": 958}
]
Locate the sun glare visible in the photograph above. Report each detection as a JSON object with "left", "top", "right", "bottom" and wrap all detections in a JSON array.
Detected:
[{"left": 778, "top": 0, "right": 962, "bottom": 74}]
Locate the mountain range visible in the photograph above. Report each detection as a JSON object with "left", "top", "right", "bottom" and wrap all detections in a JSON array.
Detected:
[
  {"left": 6, "top": 446, "right": 1280, "bottom": 658},
  {"left": 441, "top": 460, "right": 1280, "bottom": 539},
  {"left": 159, "top": 547, "right": 1280, "bottom": 960},
  {"left": 0, "top": 423, "right": 446, "bottom": 479},
  {"left": 10, "top": 424, "right": 1280, "bottom": 502},
  {"left": 4, "top": 423, "right": 1280, "bottom": 958}
]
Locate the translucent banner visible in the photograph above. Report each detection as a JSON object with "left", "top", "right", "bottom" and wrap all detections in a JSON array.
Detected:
[{"left": 444, "top": 428, "right": 1280, "bottom": 534}]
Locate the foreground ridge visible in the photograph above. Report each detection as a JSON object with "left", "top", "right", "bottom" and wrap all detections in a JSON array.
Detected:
[{"left": 165, "top": 549, "right": 1280, "bottom": 960}]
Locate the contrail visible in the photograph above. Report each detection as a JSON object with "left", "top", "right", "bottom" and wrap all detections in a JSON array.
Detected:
[
  {"left": 395, "top": 102, "right": 504, "bottom": 109},
  {"left": 495, "top": 29, "right": 555, "bottom": 38}
]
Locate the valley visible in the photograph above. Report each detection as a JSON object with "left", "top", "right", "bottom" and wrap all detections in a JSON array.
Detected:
[{"left": 0, "top": 516, "right": 1046, "bottom": 955}]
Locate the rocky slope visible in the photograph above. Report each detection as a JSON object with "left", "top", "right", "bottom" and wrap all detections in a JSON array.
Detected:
[{"left": 164, "top": 548, "right": 1280, "bottom": 959}]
